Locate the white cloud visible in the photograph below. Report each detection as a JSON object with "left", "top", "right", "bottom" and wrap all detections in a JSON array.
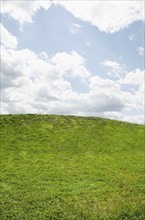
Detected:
[
  {"left": 102, "top": 60, "right": 121, "bottom": 68},
  {"left": 103, "top": 112, "right": 144, "bottom": 124},
  {"left": 137, "top": 46, "right": 145, "bottom": 56},
  {"left": 1, "top": 0, "right": 52, "bottom": 24},
  {"left": 58, "top": 1, "right": 144, "bottom": 33},
  {"left": 1, "top": 27, "right": 90, "bottom": 114},
  {"left": 1, "top": 1, "right": 144, "bottom": 33},
  {"left": 1, "top": 42, "right": 126, "bottom": 116},
  {"left": 0, "top": 23, "right": 18, "bottom": 49},
  {"left": 1, "top": 39, "right": 144, "bottom": 123},
  {"left": 118, "top": 69, "right": 144, "bottom": 111},
  {"left": 102, "top": 62, "right": 144, "bottom": 111},
  {"left": 87, "top": 75, "right": 125, "bottom": 112},
  {"left": 69, "top": 23, "right": 81, "bottom": 34},
  {"left": 89, "top": 75, "right": 121, "bottom": 93},
  {"left": 102, "top": 60, "right": 125, "bottom": 78},
  {"left": 1, "top": 25, "right": 144, "bottom": 124},
  {"left": 51, "top": 51, "right": 90, "bottom": 78},
  {"left": 118, "top": 68, "right": 144, "bottom": 86}
]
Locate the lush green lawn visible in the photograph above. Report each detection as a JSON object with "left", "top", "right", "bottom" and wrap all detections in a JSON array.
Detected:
[{"left": 0, "top": 114, "right": 145, "bottom": 219}]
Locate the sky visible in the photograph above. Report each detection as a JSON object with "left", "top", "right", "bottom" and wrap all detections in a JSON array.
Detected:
[{"left": 0, "top": 0, "right": 145, "bottom": 124}]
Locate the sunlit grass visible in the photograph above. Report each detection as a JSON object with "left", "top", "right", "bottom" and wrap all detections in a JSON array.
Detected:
[{"left": 0, "top": 114, "right": 145, "bottom": 219}]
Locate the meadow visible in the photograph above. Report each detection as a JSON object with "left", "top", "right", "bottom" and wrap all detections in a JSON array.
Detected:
[{"left": 0, "top": 114, "right": 145, "bottom": 219}]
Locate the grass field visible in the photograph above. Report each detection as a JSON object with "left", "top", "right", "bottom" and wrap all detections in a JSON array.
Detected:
[{"left": 0, "top": 114, "right": 145, "bottom": 219}]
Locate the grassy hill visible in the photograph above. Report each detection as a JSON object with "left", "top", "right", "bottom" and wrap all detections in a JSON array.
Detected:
[{"left": 0, "top": 114, "right": 145, "bottom": 219}]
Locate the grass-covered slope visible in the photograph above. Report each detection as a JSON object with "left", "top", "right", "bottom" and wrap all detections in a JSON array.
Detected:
[{"left": 0, "top": 114, "right": 145, "bottom": 219}]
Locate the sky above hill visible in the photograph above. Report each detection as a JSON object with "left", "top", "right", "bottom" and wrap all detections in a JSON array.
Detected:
[{"left": 1, "top": 0, "right": 144, "bottom": 124}]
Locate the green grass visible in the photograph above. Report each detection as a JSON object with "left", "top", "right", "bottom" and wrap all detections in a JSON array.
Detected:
[{"left": 0, "top": 114, "right": 145, "bottom": 219}]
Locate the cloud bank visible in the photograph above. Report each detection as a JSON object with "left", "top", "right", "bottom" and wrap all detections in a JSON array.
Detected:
[
  {"left": 1, "top": 0, "right": 52, "bottom": 24},
  {"left": 1, "top": 25, "right": 144, "bottom": 124},
  {"left": 1, "top": 1, "right": 144, "bottom": 33},
  {"left": 58, "top": 1, "right": 144, "bottom": 33},
  {"left": 0, "top": 1, "right": 144, "bottom": 124}
]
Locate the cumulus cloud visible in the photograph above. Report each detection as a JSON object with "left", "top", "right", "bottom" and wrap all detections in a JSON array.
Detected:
[
  {"left": 57, "top": 1, "right": 144, "bottom": 33},
  {"left": 51, "top": 51, "right": 90, "bottom": 78},
  {"left": 87, "top": 75, "right": 125, "bottom": 112},
  {"left": 1, "top": 40, "right": 144, "bottom": 123},
  {"left": 85, "top": 94, "right": 124, "bottom": 113},
  {"left": 1, "top": 25, "right": 144, "bottom": 124},
  {"left": 102, "top": 60, "right": 125, "bottom": 78},
  {"left": 89, "top": 75, "right": 121, "bottom": 92},
  {"left": 0, "top": 23, "right": 18, "bottom": 48},
  {"left": 1, "top": 42, "right": 126, "bottom": 116},
  {"left": 1, "top": 1, "right": 144, "bottom": 33},
  {"left": 1, "top": 27, "right": 90, "bottom": 114},
  {"left": 118, "top": 69, "right": 144, "bottom": 111},
  {"left": 1, "top": 0, "right": 52, "bottom": 24},
  {"left": 102, "top": 62, "right": 144, "bottom": 111},
  {"left": 118, "top": 68, "right": 144, "bottom": 86}
]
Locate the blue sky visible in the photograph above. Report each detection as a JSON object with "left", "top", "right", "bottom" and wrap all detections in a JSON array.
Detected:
[{"left": 1, "top": 1, "right": 144, "bottom": 124}]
